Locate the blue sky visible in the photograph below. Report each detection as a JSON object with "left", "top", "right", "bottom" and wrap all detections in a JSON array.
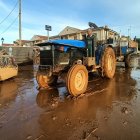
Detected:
[{"left": 0, "top": 0, "right": 140, "bottom": 43}]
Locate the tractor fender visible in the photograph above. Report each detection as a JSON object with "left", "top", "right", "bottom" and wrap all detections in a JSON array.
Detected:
[{"left": 101, "top": 44, "right": 114, "bottom": 56}]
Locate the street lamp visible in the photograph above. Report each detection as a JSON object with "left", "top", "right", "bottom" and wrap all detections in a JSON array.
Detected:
[{"left": 1, "top": 37, "right": 4, "bottom": 46}]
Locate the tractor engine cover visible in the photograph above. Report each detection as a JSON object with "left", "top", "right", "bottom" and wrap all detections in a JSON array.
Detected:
[{"left": 83, "top": 57, "right": 95, "bottom": 66}]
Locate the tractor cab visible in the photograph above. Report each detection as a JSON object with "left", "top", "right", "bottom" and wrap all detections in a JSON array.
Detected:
[{"left": 37, "top": 39, "right": 87, "bottom": 72}]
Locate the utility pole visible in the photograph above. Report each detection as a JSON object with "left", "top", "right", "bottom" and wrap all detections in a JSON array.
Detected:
[
  {"left": 47, "top": 30, "right": 49, "bottom": 41},
  {"left": 119, "top": 30, "right": 121, "bottom": 57},
  {"left": 129, "top": 25, "right": 131, "bottom": 39},
  {"left": 128, "top": 27, "right": 130, "bottom": 47},
  {"left": 45, "top": 25, "right": 52, "bottom": 41},
  {"left": 19, "top": 0, "right": 22, "bottom": 46}
]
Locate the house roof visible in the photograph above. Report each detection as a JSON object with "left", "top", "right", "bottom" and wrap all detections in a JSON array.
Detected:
[
  {"left": 80, "top": 27, "right": 119, "bottom": 34},
  {"left": 15, "top": 40, "right": 30, "bottom": 43},
  {"left": 50, "top": 35, "right": 60, "bottom": 39},
  {"left": 31, "top": 35, "right": 48, "bottom": 41},
  {"left": 2, "top": 43, "right": 14, "bottom": 47},
  {"left": 58, "top": 26, "right": 119, "bottom": 37},
  {"left": 21, "top": 40, "right": 30, "bottom": 43},
  {"left": 59, "top": 26, "right": 81, "bottom": 36},
  {"left": 13, "top": 40, "right": 31, "bottom": 45}
]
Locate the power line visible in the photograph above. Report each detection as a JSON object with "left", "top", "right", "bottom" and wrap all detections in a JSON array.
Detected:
[
  {"left": 0, "top": 15, "right": 19, "bottom": 35},
  {"left": 19, "top": 0, "right": 22, "bottom": 46},
  {"left": 0, "top": 0, "right": 18, "bottom": 25}
]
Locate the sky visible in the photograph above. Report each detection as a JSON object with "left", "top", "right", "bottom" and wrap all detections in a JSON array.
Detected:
[{"left": 0, "top": 0, "right": 140, "bottom": 43}]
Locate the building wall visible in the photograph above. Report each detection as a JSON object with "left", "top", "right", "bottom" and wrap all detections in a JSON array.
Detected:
[
  {"left": 59, "top": 29, "right": 119, "bottom": 42},
  {"left": 3, "top": 47, "right": 33, "bottom": 64}
]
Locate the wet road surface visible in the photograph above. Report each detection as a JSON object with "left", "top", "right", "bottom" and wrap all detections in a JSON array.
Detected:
[{"left": 0, "top": 64, "right": 140, "bottom": 140}]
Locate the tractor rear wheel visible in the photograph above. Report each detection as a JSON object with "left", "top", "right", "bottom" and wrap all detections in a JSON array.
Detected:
[
  {"left": 66, "top": 64, "right": 88, "bottom": 96},
  {"left": 36, "top": 72, "right": 58, "bottom": 89},
  {"left": 102, "top": 47, "right": 116, "bottom": 78}
]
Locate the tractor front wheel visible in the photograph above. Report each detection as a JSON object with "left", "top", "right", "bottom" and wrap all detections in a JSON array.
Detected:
[
  {"left": 36, "top": 72, "right": 58, "bottom": 89},
  {"left": 102, "top": 47, "right": 116, "bottom": 79},
  {"left": 66, "top": 64, "right": 88, "bottom": 96}
]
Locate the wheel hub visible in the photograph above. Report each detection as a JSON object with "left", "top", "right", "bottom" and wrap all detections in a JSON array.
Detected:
[
  {"left": 74, "top": 70, "right": 86, "bottom": 91},
  {"left": 108, "top": 55, "right": 113, "bottom": 71}
]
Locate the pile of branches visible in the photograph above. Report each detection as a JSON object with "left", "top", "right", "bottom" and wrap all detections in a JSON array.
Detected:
[
  {"left": 0, "top": 50, "right": 17, "bottom": 68},
  {"left": 0, "top": 49, "right": 7, "bottom": 55}
]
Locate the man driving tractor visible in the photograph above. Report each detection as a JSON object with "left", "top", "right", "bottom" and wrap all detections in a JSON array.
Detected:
[{"left": 86, "top": 28, "right": 101, "bottom": 65}]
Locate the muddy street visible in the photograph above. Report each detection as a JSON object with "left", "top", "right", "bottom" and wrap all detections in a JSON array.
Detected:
[{"left": 0, "top": 65, "right": 140, "bottom": 140}]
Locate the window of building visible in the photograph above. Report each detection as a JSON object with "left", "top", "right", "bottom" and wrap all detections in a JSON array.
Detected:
[{"left": 74, "top": 35, "right": 77, "bottom": 40}]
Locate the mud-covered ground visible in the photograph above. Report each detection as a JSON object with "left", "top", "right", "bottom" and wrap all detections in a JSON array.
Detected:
[{"left": 0, "top": 62, "right": 140, "bottom": 140}]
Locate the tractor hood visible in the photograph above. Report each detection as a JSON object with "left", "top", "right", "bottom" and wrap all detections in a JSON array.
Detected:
[{"left": 37, "top": 39, "right": 86, "bottom": 48}]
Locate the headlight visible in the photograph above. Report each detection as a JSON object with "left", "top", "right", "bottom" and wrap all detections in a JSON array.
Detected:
[
  {"left": 44, "top": 46, "right": 51, "bottom": 50},
  {"left": 77, "top": 60, "right": 82, "bottom": 64},
  {"left": 39, "top": 46, "right": 51, "bottom": 50},
  {"left": 39, "top": 47, "right": 44, "bottom": 51}
]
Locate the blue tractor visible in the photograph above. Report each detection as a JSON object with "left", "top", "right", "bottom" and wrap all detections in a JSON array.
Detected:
[{"left": 36, "top": 39, "right": 116, "bottom": 96}]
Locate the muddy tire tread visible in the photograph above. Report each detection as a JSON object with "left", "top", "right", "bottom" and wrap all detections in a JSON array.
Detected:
[
  {"left": 66, "top": 64, "right": 88, "bottom": 96},
  {"left": 102, "top": 47, "right": 116, "bottom": 79}
]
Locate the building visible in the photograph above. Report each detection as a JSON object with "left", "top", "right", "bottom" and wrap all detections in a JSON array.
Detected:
[
  {"left": 135, "top": 38, "right": 140, "bottom": 50},
  {"left": 2, "top": 43, "right": 14, "bottom": 47},
  {"left": 50, "top": 35, "right": 60, "bottom": 40},
  {"left": 50, "top": 26, "right": 119, "bottom": 43},
  {"left": 58, "top": 26, "right": 82, "bottom": 40},
  {"left": 18, "top": 25, "right": 120, "bottom": 47},
  {"left": 120, "top": 36, "right": 138, "bottom": 49},
  {"left": 13, "top": 40, "right": 31, "bottom": 47},
  {"left": 30, "top": 35, "right": 48, "bottom": 46}
]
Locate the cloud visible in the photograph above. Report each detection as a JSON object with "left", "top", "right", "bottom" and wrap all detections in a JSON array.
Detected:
[
  {"left": 1, "top": 0, "right": 140, "bottom": 43},
  {"left": 1, "top": 30, "right": 18, "bottom": 43},
  {"left": 22, "top": 11, "right": 88, "bottom": 35}
]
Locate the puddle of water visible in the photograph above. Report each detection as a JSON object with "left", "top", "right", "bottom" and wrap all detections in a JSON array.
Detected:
[
  {"left": 57, "top": 86, "right": 68, "bottom": 101},
  {"left": 0, "top": 66, "right": 140, "bottom": 140},
  {"left": 130, "top": 54, "right": 140, "bottom": 68},
  {"left": 131, "top": 69, "right": 140, "bottom": 80},
  {"left": 0, "top": 79, "right": 18, "bottom": 106}
]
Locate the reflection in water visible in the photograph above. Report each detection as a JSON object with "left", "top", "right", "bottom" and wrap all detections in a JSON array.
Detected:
[
  {"left": 113, "top": 68, "right": 137, "bottom": 102},
  {"left": 131, "top": 69, "right": 140, "bottom": 80},
  {"left": 57, "top": 86, "right": 68, "bottom": 101},
  {"left": 57, "top": 75, "right": 68, "bottom": 101},
  {"left": 36, "top": 85, "right": 68, "bottom": 108},
  {"left": 0, "top": 66, "right": 139, "bottom": 140},
  {"left": 36, "top": 68, "right": 137, "bottom": 109},
  {"left": 0, "top": 79, "right": 18, "bottom": 106},
  {"left": 129, "top": 54, "right": 140, "bottom": 68},
  {"left": 36, "top": 89, "right": 58, "bottom": 108},
  {"left": 36, "top": 68, "right": 138, "bottom": 139}
]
